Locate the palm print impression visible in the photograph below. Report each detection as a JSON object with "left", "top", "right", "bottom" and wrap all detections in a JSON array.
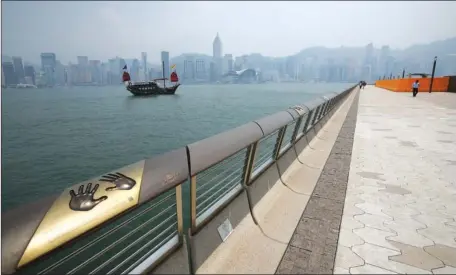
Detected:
[
  {"left": 69, "top": 183, "right": 107, "bottom": 211},
  {"left": 99, "top": 172, "right": 137, "bottom": 191}
]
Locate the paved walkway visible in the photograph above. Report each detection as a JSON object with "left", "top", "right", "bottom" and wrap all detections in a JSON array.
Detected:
[
  {"left": 276, "top": 89, "right": 360, "bottom": 274},
  {"left": 335, "top": 87, "right": 456, "bottom": 274}
]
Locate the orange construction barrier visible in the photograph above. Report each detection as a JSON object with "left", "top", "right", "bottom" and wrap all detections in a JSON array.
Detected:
[{"left": 375, "top": 77, "right": 450, "bottom": 93}]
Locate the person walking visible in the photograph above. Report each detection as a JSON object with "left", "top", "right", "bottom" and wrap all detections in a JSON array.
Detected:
[{"left": 412, "top": 80, "right": 420, "bottom": 97}]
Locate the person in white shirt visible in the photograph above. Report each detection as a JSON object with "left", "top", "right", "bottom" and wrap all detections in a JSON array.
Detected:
[{"left": 412, "top": 80, "right": 420, "bottom": 97}]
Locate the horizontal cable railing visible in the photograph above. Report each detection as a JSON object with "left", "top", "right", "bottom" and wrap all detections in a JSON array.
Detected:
[
  {"left": 2, "top": 84, "right": 357, "bottom": 275},
  {"left": 251, "top": 129, "right": 280, "bottom": 179},
  {"left": 194, "top": 148, "right": 247, "bottom": 227}
]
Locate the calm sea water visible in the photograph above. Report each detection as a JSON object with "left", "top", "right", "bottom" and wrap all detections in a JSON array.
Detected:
[{"left": 2, "top": 83, "right": 352, "bottom": 211}]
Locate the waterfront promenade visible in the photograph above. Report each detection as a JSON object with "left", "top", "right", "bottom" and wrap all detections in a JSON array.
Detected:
[
  {"left": 276, "top": 87, "right": 456, "bottom": 274},
  {"left": 193, "top": 86, "right": 456, "bottom": 274},
  {"left": 3, "top": 85, "right": 455, "bottom": 274}
]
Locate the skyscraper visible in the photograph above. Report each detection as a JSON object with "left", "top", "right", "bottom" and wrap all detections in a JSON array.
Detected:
[
  {"left": 379, "top": 45, "right": 390, "bottom": 77},
  {"left": 223, "top": 54, "right": 233, "bottom": 74},
  {"left": 77, "top": 56, "right": 90, "bottom": 83},
  {"left": 89, "top": 60, "right": 102, "bottom": 84},
  {"left": 12, "top": 57, "right": 25, "bottom": 84},
  {"left": 161, "top": 51, "right": 170, "bottom": 78},
  {"left": 131, "top": 59, "right": 140, "bottom": 82},
  {"left": 40, "top": 53, "right": 56, "bottom": 70},
  {"left": 24, "top": 65, "right": 36, "bottom": 85},
  {"left": 212, "top": 33, "right": 223, "bottom": 80},
  {"left": 2, "top": 62, "right": 17, "bottom": 86},
  {"left": 41, "top": 53, "right": 57, "bottom": 86},
  {"left": 196, "top": 59, "right": 206, "bottom": 80},
  {"left": 213, "top": 33, "right": 222, "bottom": 59},
  {"left": 141, "top": 52, "right": 147, "bottom": 81}
]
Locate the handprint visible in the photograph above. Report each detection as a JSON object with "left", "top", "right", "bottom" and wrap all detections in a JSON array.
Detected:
[
  {"left": 69, "top": 183, "right": 107, "bottom": 211},
  {"left": 99, "top": 172, "right": 136, "bottom": 191}
]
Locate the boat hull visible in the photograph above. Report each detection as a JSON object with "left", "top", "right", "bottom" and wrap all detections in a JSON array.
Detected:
[{"left": 126, "top": 82, "right": 180, "bottom": 96}]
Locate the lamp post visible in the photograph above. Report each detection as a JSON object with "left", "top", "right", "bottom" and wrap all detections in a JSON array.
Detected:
[{"left": 429, "top": 56, "right": 437, "bottom": 93}]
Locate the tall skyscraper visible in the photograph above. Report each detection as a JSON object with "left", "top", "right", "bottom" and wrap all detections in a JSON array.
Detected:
[
  {"left": 77, "top": 56, "right": 90, "bottom": 83},
  {"left": 2, "top": 62, "right": 17, "bottom": 86},
  {"left": 379, "top": 45, "right": 390, "bottom": 77},
  {"left": 40, "top": 53, "right": 56, "bottom": 70},
  {"left": 24, "top": 65, "right": 36, "bottom": 85},
  {"left": 54, "top": 61, "right": 66, "bottom": 85},
  {"left": 40, "top": 53, "right": 56, "bottom": 86},
  {"left": 213, "top": 33, "right": 222, "bottom": 59},
  {"left": 131, "top": 59, "right": 140, "bottom": 82},
  {"left": 364, "top": 43, "right": 374, "bottom": 64},
  {"left": 161, "top": 51, "right": 170, "bottom": 78},
  {"left": 223, "top": 54, "right": 233, "bottom": 74},
  {"left": 141, "top": 52, "right": 147, "bottom": 81},
  {"left": 212, "top": 33, "right": 223, "bottom": 80},
  {"left": 12, "top": 57, "right": 25, "bottom": 84},
  {"left": 100, "top": 62, "right": 108, "bottom": 85},
  {"left": 89, "top": 60, "right": 102, "bottom": 84},
  {"left": 196, "top": 59, "right": 206, "bottom": 80}
]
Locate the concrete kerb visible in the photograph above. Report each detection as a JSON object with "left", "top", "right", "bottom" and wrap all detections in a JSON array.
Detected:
[
  {"left": 274, "top": 89, "right": 360, "bottom": 275},
  {"left": 278, "top": 89, "right": 357, "bottom": 196}
]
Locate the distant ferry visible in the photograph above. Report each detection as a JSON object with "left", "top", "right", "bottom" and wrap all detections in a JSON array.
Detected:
[{"left": 14, "top": 84, "right": 38, "bottom": 89}]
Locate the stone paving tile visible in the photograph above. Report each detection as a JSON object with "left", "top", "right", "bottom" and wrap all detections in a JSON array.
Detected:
[
  {"left": 389, "top": 241, "right": 444, "bottom": 271},
  {"left": 337, "top": 228, "right": 364, "bottom": 248},
  {"left": 418, "top": 227, "right": 456, "bottom": 248},
  {"left": 353, "top": 243, "right": 430, "bottom": 274},
  {"left": 340, "top": 215, "right": 364, "bottom": 231},
  {"left": 355, "top": 202, "right": 392, "bottom": 218},
  {"left": 334, "top": 87, "right": 456, "bottom": 274},
  {"left": 353, "top": 227, "right": 398, "bottom": 251},
  {"left": 333, "top": 267, "right": 350, "bottom": 274},
  {"left": 334, "top": 245, "right": 364, "bottom": 270},
  {"left": 275, "top": 91, "right": 360, "bottom": 274},
  {"left": 432, "top": 266, "right": 456, "bottom": 274},
  {"left": 350, "top": 263, "right": 398, "bottom": 274},
  {"left": 424, "top": 244, "right": 456, "bottom": 267}
]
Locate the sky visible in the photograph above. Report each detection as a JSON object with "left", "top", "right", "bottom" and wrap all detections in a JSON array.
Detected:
[{"left": 2, "top": 1, "right": 456, "bottom": 64}]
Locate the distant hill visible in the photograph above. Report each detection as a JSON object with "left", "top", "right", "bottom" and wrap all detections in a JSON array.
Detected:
[{"left": 396, "top": 37, "right": 456, "bottom": 61}]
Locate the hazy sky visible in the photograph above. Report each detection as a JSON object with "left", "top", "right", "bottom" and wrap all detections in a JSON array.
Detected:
[{"left": 2, "top": 1, "right": 456, "bottom": 64}]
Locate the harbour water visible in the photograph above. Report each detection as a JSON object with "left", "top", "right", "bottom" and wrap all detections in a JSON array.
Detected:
[{"left": 2, "top": 83, "right": 353, "bottom": 211}]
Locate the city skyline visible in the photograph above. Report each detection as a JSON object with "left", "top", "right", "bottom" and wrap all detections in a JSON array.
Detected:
[
  {"left": 3, "top": 1, "right": 456, "bottom": 64},
  {"left": 3, "top": 33, "right": 456, "bottom": 69},
  {"left": 3, "top": 32, "right": 456, "bottom": 88}
]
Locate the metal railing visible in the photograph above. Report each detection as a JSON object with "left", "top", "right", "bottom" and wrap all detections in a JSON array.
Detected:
[{"left": 1, "top": 84, "right": 357, "bottom": 275}]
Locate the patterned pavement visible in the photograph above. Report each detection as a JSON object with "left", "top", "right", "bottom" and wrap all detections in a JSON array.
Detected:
[{"left": 334, "top": 87, "right": 456, "bottom": 274}]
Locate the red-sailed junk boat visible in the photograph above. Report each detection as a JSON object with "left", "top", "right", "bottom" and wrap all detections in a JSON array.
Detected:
[{"left": 122, "top": 62, "right": 180, "bottom": 96}]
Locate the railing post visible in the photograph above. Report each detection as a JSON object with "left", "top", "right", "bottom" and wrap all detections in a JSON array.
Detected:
[
  {"left": 328, "top": 98, "right": 334, "bottom": 112},
  {"left": 273, "top": 126, "right": 287, "bottom": 160},
  {"left": 243, "top": 142, "right": 257, "bottom": 186},
  {"left": 303, "top": 110, "right": 313, "bottom": 134},
  {"left": 290, "top": 116, "right": 303, "bottom": 144},
  {"left": 190, "top": 176, "right": 197, "bottom": 233},
  {"left": 311, "top": 106, "right": 320, "bottom": 126},
  {"left": 242, "top": 142, "right": 259, "bottom": 225},
  {"left": 320, "top": 102, "right": 329, "bottom": 118},
  {"left": 175, "top": 185, "right": 184, "bottom": 242}
]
